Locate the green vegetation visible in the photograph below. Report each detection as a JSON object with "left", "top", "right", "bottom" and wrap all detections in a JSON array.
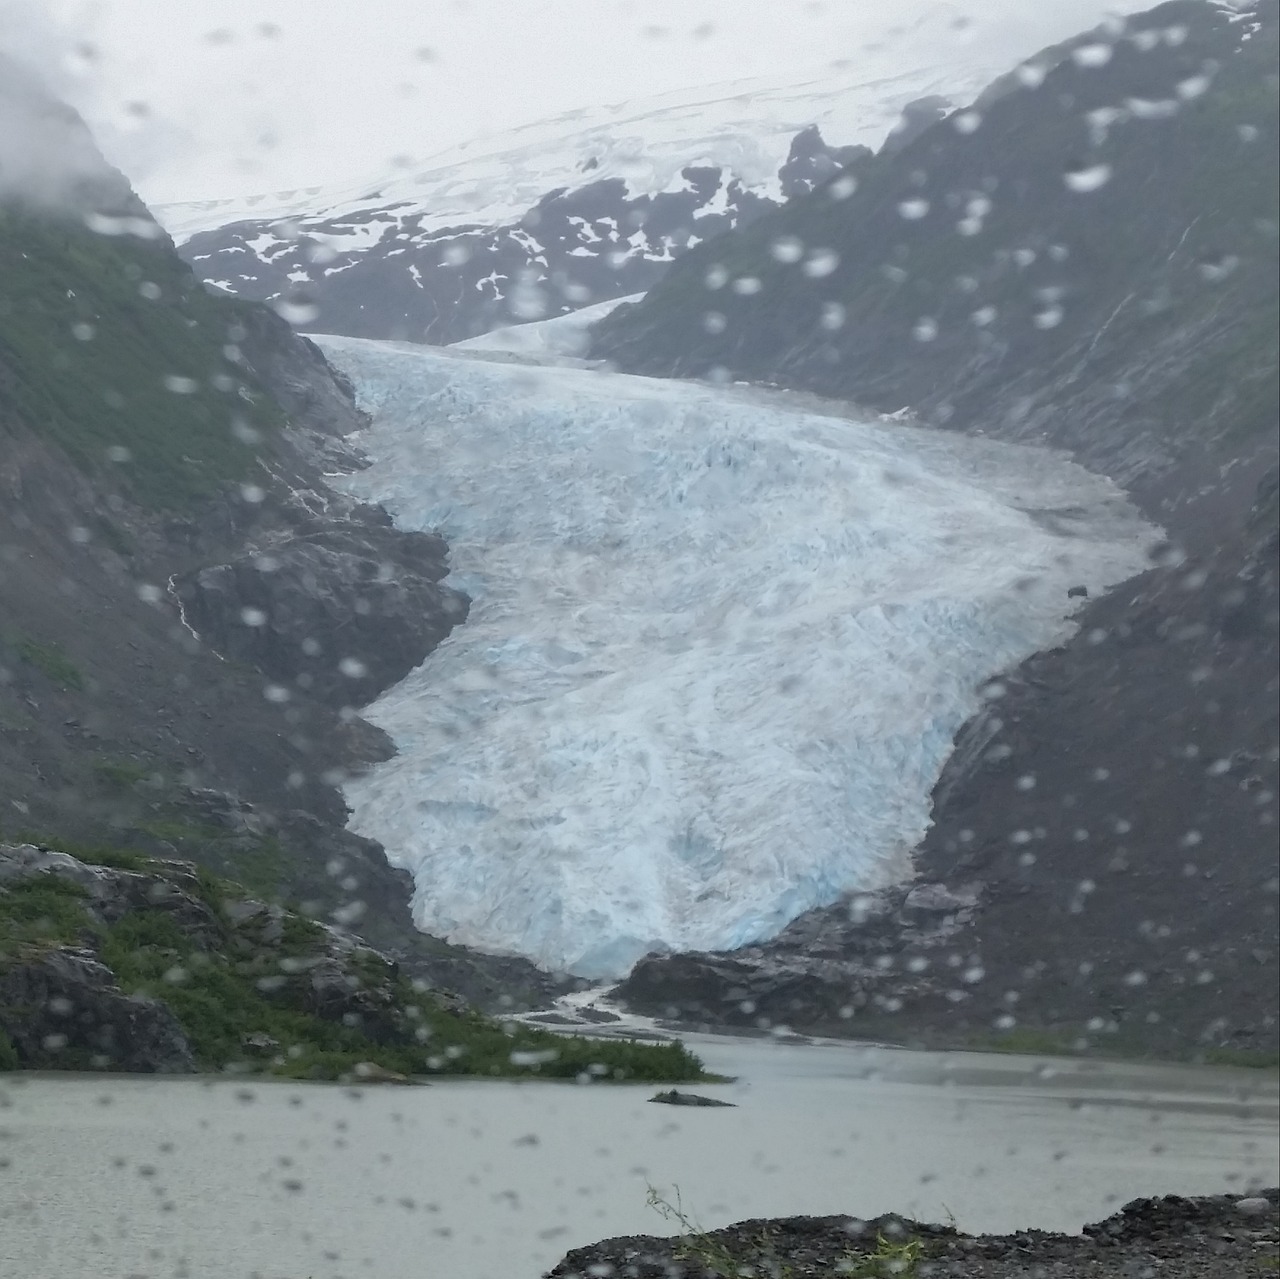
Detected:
[
  {"left": 9, "top": 836, "right": 151, "bottom": 873},
  {"left": 0, "top": 875, "right": 93, "bottom": 947},
  {"left": 647, "top": 1186, "right": 794, "bottom": 1278},
  {"left": 646, "top": 1187, "right": 931, "bottom": 1277},
  {"left": 0, "top": 851, "right": 708, "bottom": 1083},
  {"left": 14, "top": 636, "right": 84, "bottom": 690},
  {"left": 90, "top": 757, "right": 152, "bottom": 789},
  {"left": 969, "top": 1026, "right": 1079, "bottom": 1058},
  {"left": 0, "top": 205, "right": 283, "bottom": 511},
  {"left": 841, "top": 1236, "right": 927, "bottom": 1277},
  {"left": 133, "top": 814, "right": 296, "bottom": 899},
  {"left": 1201, "top": 1047, "right": 1280, "bottom": 1071}
]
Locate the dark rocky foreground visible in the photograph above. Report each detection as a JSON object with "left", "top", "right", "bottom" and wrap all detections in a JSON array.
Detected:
[{"left": 548, "top": 1190, "right": 1280, "bottom": 1278}]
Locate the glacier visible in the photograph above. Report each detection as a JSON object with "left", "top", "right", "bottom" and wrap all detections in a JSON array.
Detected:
[{"left": 317, "top": 329, "right": 1158, "bottom": 978}]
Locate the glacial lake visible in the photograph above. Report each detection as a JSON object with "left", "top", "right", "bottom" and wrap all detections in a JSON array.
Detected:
[{"left": 2, "top": 1035, "right": 1276, "bottom": 1279}]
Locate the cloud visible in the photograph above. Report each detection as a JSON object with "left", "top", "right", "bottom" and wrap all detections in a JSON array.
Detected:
[{"left": 0, "top": 7, "right": 134, "bottom": 211}]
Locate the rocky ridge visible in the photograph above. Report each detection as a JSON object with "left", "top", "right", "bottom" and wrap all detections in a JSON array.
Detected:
[{"left": 547, "top": 1190, "right": 1280, "bottom": 1278}]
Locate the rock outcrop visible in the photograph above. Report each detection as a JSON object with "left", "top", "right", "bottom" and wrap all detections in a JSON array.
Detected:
[
  {"left": 0, "top": 947, "right": 196, "bottom": 1073},
  {"left": 547, "top": 1191, "right": 1280, "bottom": 1279},
  {"left": 175, "top": 509, "right": 468, "bottom": 709}
]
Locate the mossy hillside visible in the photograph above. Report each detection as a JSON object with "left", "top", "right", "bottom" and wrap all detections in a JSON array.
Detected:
[
  {"left": 0, "top": 849, "right": 708, "bottom": 1083},
  {"left": 0, "top": 205, "right": 283, "bottom": 510}
]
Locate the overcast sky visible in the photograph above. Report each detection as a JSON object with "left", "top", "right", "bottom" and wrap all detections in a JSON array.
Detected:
[{"left": 7, "top": 0, "right": 1147, "bottom": 205}]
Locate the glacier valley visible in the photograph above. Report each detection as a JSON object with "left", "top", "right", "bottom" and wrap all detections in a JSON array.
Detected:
[{"left": 318, "top": 328, "right": 1158, "bottom": 978}]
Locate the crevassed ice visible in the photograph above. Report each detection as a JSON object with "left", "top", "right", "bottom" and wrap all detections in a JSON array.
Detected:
[{"left": 318, "top": 333, "right": 1157, "bottom": 979}]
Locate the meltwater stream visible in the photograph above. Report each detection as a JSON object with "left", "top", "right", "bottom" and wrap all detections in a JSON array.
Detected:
[{"left": 318, "top": 329, "right": 1157, "bottom": 977}]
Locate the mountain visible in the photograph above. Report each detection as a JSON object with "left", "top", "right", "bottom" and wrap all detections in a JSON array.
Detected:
[
  {"left": 155, "top": 49, "right": 1045, "bottom": 346},
  {"left": 0, "top": 59, "right": 568, "bottom": 1015},
  {"left": 594, "top": 0, "right": 1280, "bottom": 1058}
]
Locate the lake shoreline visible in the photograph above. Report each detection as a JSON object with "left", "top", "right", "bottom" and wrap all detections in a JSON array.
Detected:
[{"left": 4, "top": 1037, "right": 1275, "bottom": 1279}]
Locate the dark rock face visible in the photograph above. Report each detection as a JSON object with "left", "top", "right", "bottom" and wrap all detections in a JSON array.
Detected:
[
  {"left": 617, "top": 877, "right": 987, "bottom": 1036},
  {"left": 176, "top": 513, "right": 468, "bottom": 709},
  {"left": 0, "top": 947, "right": 196, "bottom": 1073},
  {"left": 173, "top": 127, "right": 865, "bottom": 346},
  {"left": 778, "top": 126, "right": 870, "bottom": 199},
  {"left": 547, "top": 1192, "right": 1280, "bottom": 1279}
]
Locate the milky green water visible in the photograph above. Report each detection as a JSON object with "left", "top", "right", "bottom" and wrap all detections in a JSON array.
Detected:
[{"left": 2, "top": 1036, "right": 1275, "bottom": 1279}]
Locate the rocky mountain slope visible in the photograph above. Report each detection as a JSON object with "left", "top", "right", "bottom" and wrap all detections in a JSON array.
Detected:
[
  {"left": 595, "top": 0, "right": 1280, "bottom": 1058},
  {"left": 0, "top": 842, "right": 702, "bottom": 1080},
  {"left": 0, "top": 58, "right": 568, "bottom": 1011},
  {"left": 156, "top": 40, "right": 1054, "bottom": 346}
]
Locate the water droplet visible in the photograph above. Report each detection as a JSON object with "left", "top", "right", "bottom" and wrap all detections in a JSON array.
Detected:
[
  {"left": 1064, "top": 163, "right": 1112, "bottom": 193},
  {"left": 1176, "top": 73, "right": 1211, "bottom": 101},
  {"left": 802, "top": 249, "right": 840, "bottom": 279},
  {"left": 272, "top": 299, "right": 320, "bottom": 324},
  {"left": 770, "top": 236, "right": 804, "bottom": 264},
  {"left": 1072, "top": 42, "right": 1113, "bottom": 67}
]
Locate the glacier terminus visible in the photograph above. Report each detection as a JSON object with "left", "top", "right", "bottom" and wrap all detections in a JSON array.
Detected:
[{"left": 319, "top": 318, "right": 1158, "bottom": 978}]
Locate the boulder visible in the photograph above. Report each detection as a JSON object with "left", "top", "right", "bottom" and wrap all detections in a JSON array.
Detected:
[
  {"left": 649, "top": 1089, "right": 735, "bottom": 1108},
  {"left": 0, "top": 947, "right": 195, "bottom": 1073}
]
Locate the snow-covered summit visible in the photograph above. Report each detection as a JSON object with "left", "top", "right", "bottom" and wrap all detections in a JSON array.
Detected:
[
  {"left": 158, "top": 50, "right": 1017, "bottom": 345},
  {"left": 158, "top": 62, "right": 989, "bottom": 245}
]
